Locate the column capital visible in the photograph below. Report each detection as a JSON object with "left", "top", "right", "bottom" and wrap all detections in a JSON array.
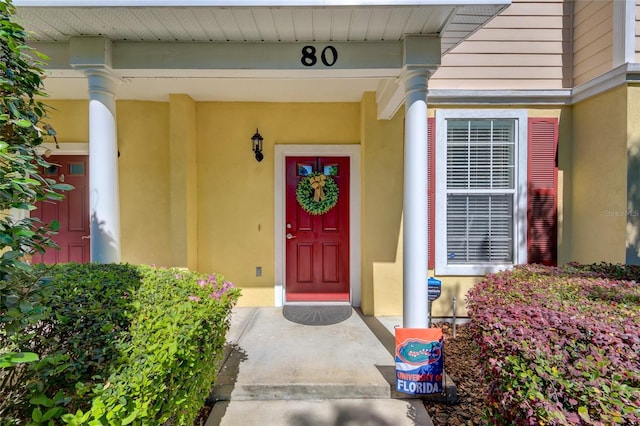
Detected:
[
  {"left": 400, "top": 65, "right": 437, "bottom": 82},
  {"left": 81, "top": 67, "right": 119, "bottom": 97},
  {"left": 400, "top": 66, "right": 435, "bottom": 99},
  {"left": 69, "top": 36, "right": 119, "bottom": 96}
]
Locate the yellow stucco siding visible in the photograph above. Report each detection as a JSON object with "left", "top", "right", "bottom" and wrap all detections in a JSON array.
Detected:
[
  {"left": 368, "top": 105, "right": 569, "bottom": 317},
  {"left": 360, "top": 93, "right": 405, "bottom": 315},
  {"left": 195, "top": 102, "right": 360, "bottom": 306},
  {"left": 42, "top": 98, "right": 580, "bottom": 316},
  {"left": 626, "top": 85, "right": 640, "bottom": 264},
  {"left": 361, "top": 99, "right": 487, "bottom": 317},
  {"left": 571, "top": 86, "right": 627, "bottom": 263},
  {"left": 46, "top": 100, "right": 173, "bottom": 266},
  {"left": 169, "top": 94, "right": 198, "bottom": 270},
  {"left": 46, "top": 100, "right": 89, "bottom": 141},
  {"left": 117, "top": 101, "right": 172, "bottom": 266}
]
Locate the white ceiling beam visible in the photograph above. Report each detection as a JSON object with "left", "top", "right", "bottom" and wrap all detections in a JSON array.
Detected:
[
  {"left": 376, "top": 78, "right": 404, "bottom": 120},
  {"left": 33, "top": 40, "right": 404, "bottom": 74},
  {"left": 114, "top": 41, "right": 402, "bottom": 71},
  {"left": 372, "top": 35, "right": 442, "bottom": 120}
]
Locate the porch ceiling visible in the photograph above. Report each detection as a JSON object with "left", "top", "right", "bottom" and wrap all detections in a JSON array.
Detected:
[{"left": 14, "top": 1, "right": 509, "bottom": 103}]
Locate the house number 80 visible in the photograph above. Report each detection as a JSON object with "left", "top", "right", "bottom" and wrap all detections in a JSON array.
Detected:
[{"left": 301, "top": 45, "right": 338, "bottom": 67}]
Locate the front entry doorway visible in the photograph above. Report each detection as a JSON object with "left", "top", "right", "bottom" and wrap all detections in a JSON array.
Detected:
[
  {"left": 285, "top": 156, "right": 350, "bottom": 302},
  {"left": 31, "top": 155, "right": 90, "bottom": 264}
]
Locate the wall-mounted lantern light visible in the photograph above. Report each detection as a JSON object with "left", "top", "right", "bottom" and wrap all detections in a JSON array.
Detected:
[{"left": 251, "top": 128, "right": 264, "bottom": 162}]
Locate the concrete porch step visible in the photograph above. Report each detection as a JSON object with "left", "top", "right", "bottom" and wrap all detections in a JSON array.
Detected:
[
  {"left": 209, "top": 307, "right": 456, "bottom": 403},
  {"left": 207, "top": 307, "right": 454, "bottom": 425},
  {"left": 211, "top": 382, "right": 391, "bottom": 401},
  {"left": 206, "top": 399, "right": 434, "bottom": 426},
  {"left": 209, "top": 307, "right": 394, "bottom": 401}
]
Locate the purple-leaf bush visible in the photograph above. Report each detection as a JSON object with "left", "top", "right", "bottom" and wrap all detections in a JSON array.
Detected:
[{"left": 467, "top": 263, "right": 640, "bottom": 425}]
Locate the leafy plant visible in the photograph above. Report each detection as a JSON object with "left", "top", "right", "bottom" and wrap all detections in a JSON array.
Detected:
[
  {"left": 0, "top": 0, "right": 71, "bottom": 278},
  {"left": 2, "top": 263, "right": 240, "bottom": 424},
  {"left": 467, "top": 264, "right": 640, "bottom": 425},
  {"left": 58, "top": 265, "right": 240, "bottom": 425},
  {"left": 1, "top": 0, "right": 73, "bottom": 422}
]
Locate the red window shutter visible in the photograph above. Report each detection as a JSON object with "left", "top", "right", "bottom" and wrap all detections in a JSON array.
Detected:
[
  {"left": 428, "top": 117, "right": 435, "bottom": 269},
  {"left": 527, "top": 118, "right": 558, "bottom": 266}
]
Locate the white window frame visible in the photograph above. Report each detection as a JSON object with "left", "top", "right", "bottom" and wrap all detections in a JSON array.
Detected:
[{"left": 435, "top": 109, "right": 528, "bottom": 276}]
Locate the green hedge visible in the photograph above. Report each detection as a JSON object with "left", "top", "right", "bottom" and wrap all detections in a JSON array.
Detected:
[
  {"left": 1, "top": 263, "right": 240, "bottom": 425},
  {"left": 467, "top": 263, "right": 640, "bottom": 425}
]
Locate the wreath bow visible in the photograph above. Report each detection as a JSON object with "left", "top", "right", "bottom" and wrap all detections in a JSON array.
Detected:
[
  {"left": 310, "top": 174, "right": 327, "bottom": 202},
  {"left": 296, "top": 172, "right": 339, "bottom": 215}
]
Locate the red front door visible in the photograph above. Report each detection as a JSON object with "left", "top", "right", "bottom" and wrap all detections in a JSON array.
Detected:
[
  {"left": 31, "top": 155, "right": 90, "bottom": 264},
  {"left": 285, "top": 156, "right": 350, "bottom": 302}
]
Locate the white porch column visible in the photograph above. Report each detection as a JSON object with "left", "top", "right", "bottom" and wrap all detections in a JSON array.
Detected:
[
  {"left": 402, "top": 67, "right": 431, "bottom": 328},
  {"left": 86, "top": 69, "right": 121, "bottom": 263},
  {"left": 401, "top": 35, "right": 440, "bottom": 328},
  {"left": 70, "top": 37, "right": 121, "bottom": 263}
]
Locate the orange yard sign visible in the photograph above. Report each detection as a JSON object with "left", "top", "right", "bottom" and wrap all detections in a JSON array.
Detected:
[{"left": 395, "top": 328, "right": 444, "bottom": 395}]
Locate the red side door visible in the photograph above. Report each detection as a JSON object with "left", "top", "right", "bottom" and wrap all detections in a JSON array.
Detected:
[
  {"left": 285, "top": 156, "right": 350, "bottom": 302},
  {"left": 31, "top": 155, "right": 90, "bottom": 264}
]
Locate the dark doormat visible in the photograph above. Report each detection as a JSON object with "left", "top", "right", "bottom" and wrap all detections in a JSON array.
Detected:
[{"left": 283, "top": 305, "right": 353, "bottom": 326}]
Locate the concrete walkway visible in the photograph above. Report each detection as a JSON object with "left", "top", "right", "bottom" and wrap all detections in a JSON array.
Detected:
[{"left": 206, "top": 307, "right": 434, "bottom": 425}]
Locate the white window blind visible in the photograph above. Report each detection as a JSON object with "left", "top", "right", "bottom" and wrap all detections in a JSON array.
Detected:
[{"left": 445, "top": 119, "right": 516, "bottom": 264}]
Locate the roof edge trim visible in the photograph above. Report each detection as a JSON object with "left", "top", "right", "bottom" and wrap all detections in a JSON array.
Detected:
[{"left": 14, "top": 0, "right": 511, "bottom": 7}]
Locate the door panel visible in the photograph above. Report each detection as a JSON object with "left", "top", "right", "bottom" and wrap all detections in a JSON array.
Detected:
[
  {"left": 67, "top": 188, "right": 85, "bottom": 231},
  {"left": 296, "top": 244, "right": 313, "bottom": 282},
  {"left": 31, "top": 155, "right": 90, "bottom": 264},
  {"left": 285, "top": 156, "right": 350, "bottom": 302},
  {"left": 322, "top": 243, "right": 339, "bottom": 282}
]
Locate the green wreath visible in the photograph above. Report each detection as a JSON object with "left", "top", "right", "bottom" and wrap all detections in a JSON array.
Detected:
[{"left": 296, "top": 172, "right": 339, "bottom": 215}]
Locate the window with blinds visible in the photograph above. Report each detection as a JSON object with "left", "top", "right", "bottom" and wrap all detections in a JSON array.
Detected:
[{"left": 445, "top": 119, "right": 516, "bottom": 264}]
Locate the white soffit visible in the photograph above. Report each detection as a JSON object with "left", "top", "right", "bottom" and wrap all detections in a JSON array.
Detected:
[
  {"left": 14, "top": 1, "right": 509, "bottom": 104},
  {"left": 14, "top": 1, "right": 509, "bottom": 53}
]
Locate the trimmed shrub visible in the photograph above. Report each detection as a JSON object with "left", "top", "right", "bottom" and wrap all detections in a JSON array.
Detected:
[
  {"left": 467, "top": 263, "right": 640, "bottom": 425},
  {"left": 65, "top": 267, "right": 239, "bottom": 425},
  {"left": 2, "top": 264, "right": 137, "bottom": 424},
  {"left": 1, "top": 263, "right": 240, "bottom": 425}
]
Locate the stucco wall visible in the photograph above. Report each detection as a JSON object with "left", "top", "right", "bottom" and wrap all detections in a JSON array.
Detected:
[
  {"left": 46, "top": 100, "right": 173, "bottom": 266},
  {"left": 169, "top": 94, "right": 198, "bottom": 270},
  {"left": 44, "top": 97, "right": 577, "bottom": 316},
  {"left": 366, "top": 105, "right": 569, "bottom": 318},
  {"left": 359, "top": 93, "right": 404, "bottom": 315},
  {"left": 571, "top": 86, "right": 627, "bottom": 263},
  {"left": 365, "top": 104, "right": 485, "bottom": 318},
  {"left": 627, "top": 84, "right": 640, "bottom": 264},
  {"left": 117, "top": 101, "right": 172, "bottom": 266},
  {"left": 46, "top": 100, "right": 89, "bottom": 142},
  {"left": 195, "top": 102, "right": 360, "bottom": 306}
]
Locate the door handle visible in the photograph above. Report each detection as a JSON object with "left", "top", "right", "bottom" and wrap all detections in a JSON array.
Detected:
[
  {"left": 286, "top": 233, "right": 296, "bottom": 240},
  {"left": 81, "top": 235, "right": 91, "bottom": 240}
]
